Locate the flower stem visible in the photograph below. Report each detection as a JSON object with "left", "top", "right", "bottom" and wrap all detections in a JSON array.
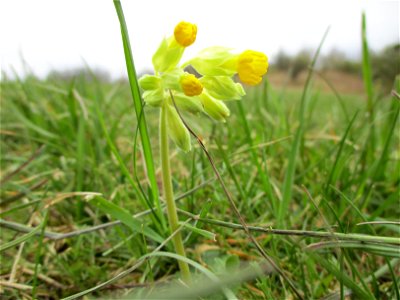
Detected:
[{"left": 160, "top": 105, "right": 191, "bottom": 283}]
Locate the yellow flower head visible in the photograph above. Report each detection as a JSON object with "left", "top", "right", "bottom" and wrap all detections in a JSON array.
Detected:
[
  {"left": 237, "top": 50, "right": 268, "bottom": 85},
  {"left": 141, "top": 22, "right": 270, "bottom": 151},
  {"left": 174, "top": 21, "right": 197, "bottom": 47},
  {"left": 180, "top": 74, "right": 203, "bottom": 96}
]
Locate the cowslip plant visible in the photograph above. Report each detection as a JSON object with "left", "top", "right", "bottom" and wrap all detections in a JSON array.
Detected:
[{"left": 138, "top": 21, "right": 268, "bottom": 282}]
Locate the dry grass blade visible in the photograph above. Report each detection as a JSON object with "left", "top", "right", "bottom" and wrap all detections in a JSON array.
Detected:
[
  {"left": 357, "top": 221, "right": 400, "bottom": 226},
  {"left": 392, "top": 90, "right": 400, "bottom": 100},
  {"left": 44, "top": 192, "right": 102, "bottom": 208},
  {"left": 1, "top": 179, "right": 48, "bottom": 206},
  {"left": 21, "top": 268, "right": 67, "bottom": 290},
  {"left": 0, "top": 281, "right": 33, "bottom": 291},
  {"left": 0, "top": 145, "right": 45, "bottom": 185}
]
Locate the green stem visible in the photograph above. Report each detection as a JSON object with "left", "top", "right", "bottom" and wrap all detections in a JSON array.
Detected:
[{"left": 160, "top": 105, "right": 191, "bottom": 283}]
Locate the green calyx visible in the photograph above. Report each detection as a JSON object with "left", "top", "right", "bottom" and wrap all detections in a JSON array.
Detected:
[
  {"left": 200, "top": 92, "right": 230, "bottom": 122},
  {"left": 200, "top": 76, "right": 245, "bottom": 100},
  {"left": 165, "top": 103, "right": 191, "bottom": 152},
  {"left": 152, "top": 37, "right": 185, "bottom": 73},
  {"left": 183, "top": 47, "right": 238, "bottom": 76}
]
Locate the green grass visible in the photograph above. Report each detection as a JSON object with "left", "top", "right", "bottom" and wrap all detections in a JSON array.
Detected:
[{"left": 1, "top": 13, "right": 400, "bottom": 300}]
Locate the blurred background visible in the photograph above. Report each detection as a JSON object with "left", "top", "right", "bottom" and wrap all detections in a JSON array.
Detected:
[{"left": 1, "top": 0, "right": 399, "bottom": 91}]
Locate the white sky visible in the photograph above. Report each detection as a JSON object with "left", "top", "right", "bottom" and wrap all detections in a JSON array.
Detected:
[{"left": 1, "top": 0, "right": 399, "bottom": 79}]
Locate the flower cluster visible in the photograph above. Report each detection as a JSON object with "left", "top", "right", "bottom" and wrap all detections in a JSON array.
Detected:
[{"left": 139, "top": 21, "right": 268, "bottom": 152}]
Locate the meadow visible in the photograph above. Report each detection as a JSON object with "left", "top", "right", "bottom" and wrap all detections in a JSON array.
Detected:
[{"left": 1, "top": 5, "right": 399, "bottom": 300}]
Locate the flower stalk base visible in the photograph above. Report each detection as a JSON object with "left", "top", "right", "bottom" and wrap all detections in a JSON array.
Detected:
[{"left": 160, "top": 104, "right": 192, "bottom": 283}]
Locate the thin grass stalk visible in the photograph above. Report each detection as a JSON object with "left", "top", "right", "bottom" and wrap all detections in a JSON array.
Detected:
[
  {"left": 361, "top": 12, "right": 377, "bottom": 172},
  {"left": 2, "top": 215, "right": 399, "bottom": 245},
  {"left": 361, "top": 12, "right": 375, "bottom": 128}
]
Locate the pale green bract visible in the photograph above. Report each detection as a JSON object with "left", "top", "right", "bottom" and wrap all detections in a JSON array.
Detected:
[
  {"left": 173, "top": 94, "right": 204, "bottom": 114},
  {"left": 165, "top": 103, "right": 191, "bottom": 152},
  {"left": 152, "top": 37, "right": 185, "bottom": 73},
  {"left": 200, "top": 76, "right": 245, "bottom": 100},
  {"left": 199, "top": 92, "right": 231, "bottom": 122},
  {"left": 182, "top": 47, "right": 239, "bottom": 76}
]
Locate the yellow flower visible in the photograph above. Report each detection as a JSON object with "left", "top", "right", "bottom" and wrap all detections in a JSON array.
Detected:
[
  {"left": 142, "top": 21, "right": 269, "bottom": 151},
  {"left": 184, "top": 48, "right": 268, "bottom": 86},
  {"left": 174, "top": 21, "right": 197, "bottom": 47},
  {"left": 180, "top": 74, "right": 203, "bottom": 96},
  {"left": 237, "top": 50, "right": 268, "bottom": 85},
  {"left": 152, "top": 21, "right": 197, "bottom": 72}
]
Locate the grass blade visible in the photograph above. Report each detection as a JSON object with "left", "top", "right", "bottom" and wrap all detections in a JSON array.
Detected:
[
  {"left": 361, "top": 12, "right": 376, "bottom": 160},
  {"left": 89, "top": 196, "right": 164, "bottom": 244},
  {"left": 373, "top": 103, "right": 400, "bottom": 180},
  {"left": 86, "top": 87, "right": 162, "bottom": 229},
  {"left": 324, "top": 112, "right": 358, "bottom": 194},
  {"left": 361, "top": 12, "right": 374, "bottom": 116},
  {"left": 308, "top": 241, "right": 400, "bottom": 258},
  {"left": 75, "top": 105, "right": 86, "bottom": 217},
  {"left": 215, "top": 140, "right": 246, "bottom": 203},
  {"left": 236, "top": 101, "right": 277, "bottom": 214},
  {"left": 309, "top": 253, "right": 374, "bottom": 299},
  {"left": 113, "top": 0, "right": 165, "bottom": 228},
  {"left": 278, "top": 27, "right": 330, "bottom": 228},
  {"left": 0, "top": 221, "right": 43, "bottom": 253},
  {"left": 179, "top": 221, "right": 216, "bottom": 241}
]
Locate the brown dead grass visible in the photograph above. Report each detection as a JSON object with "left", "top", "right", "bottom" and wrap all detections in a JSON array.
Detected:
[{"left": 268, "top": 70, "right": 365, "bottom": 95}]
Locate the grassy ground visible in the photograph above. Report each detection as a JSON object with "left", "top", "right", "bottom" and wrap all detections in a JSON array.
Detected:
[
  {"left": 1, "top": 8, "right": 399, "bottom": 299},
  {"left": 1, "top": 65, "right": 399, "bottom": 299}
]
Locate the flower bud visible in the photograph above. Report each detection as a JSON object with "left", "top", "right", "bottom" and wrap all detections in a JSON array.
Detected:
[
  {"left": 183, "top": 47, "right": 237, "bottom": 76},
  {"left": 237, "top": 50, "right": 268, "bottom": 85},
  {"left": 139, "top": 75, "right": 162, "bottom": 90},
  {"left": 200, "top": 76, "right": 245, "bottom": 100},
  {"left": 166, "top": 104, "right": 191, "bottom": 152},
  {"left": 173, "top": 93, "right": 204, "bottom": 114},
  {"left": 142, "top": 89, "right": 165, "bottom": 107},
  {"left": 200, "top": 93, "right": 230, "bottom": 122},
  {"left": 174, "top": 21, "right": 197, "bottom": 47},
  {"left": 180, "top": 74, "right": 203, "bottom": 96}
]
